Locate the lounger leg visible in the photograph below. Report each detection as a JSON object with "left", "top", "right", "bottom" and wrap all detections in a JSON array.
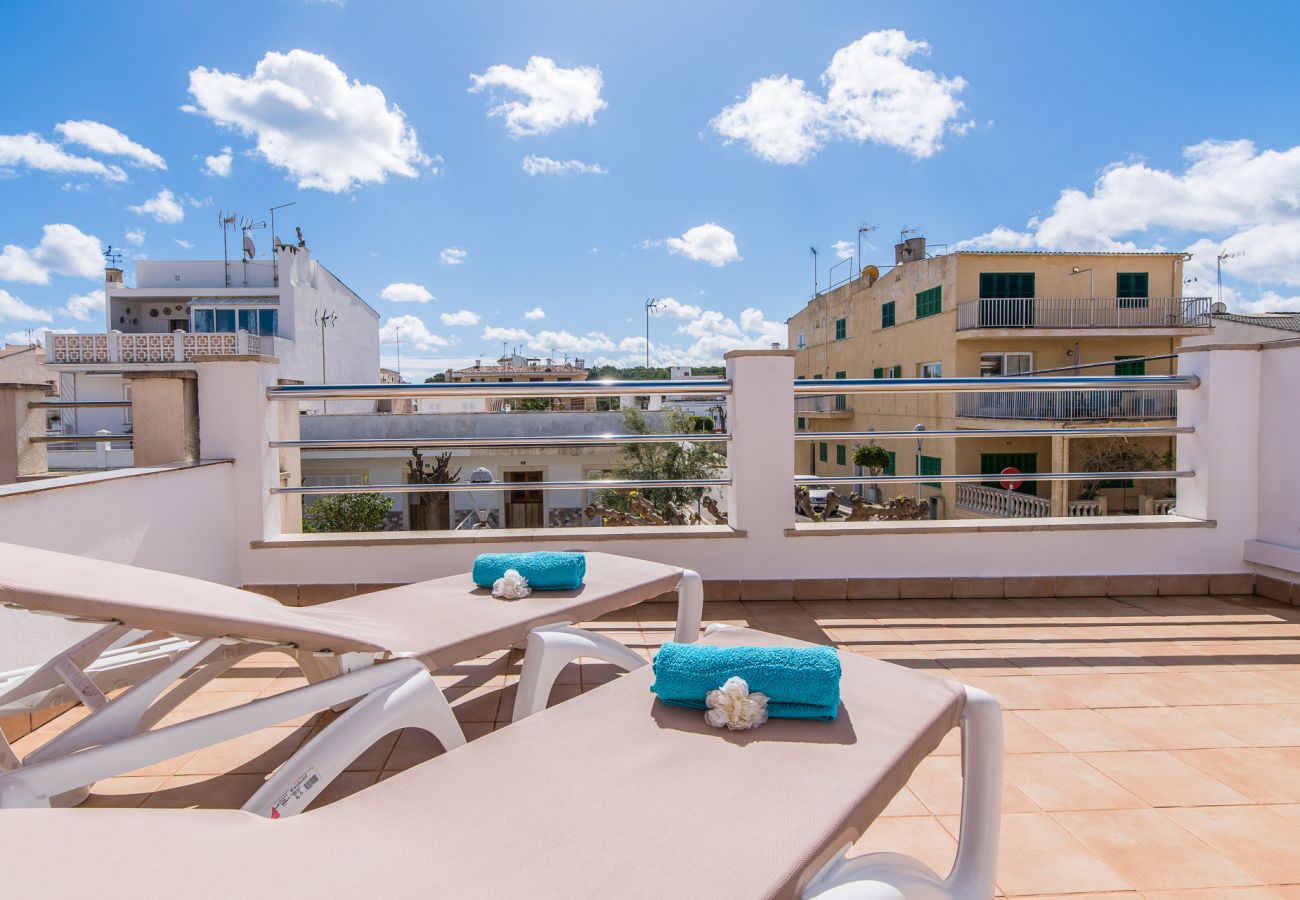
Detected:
[
  {"left": 802, "top": 686, "right": 1003, "bottom": 900},
  {"left": 240, "top": 666, "right": 464, "bottom": 818},
  {"left": 512, "top": 624, "right": 647, "bottom": 722},
  {"left": 674, "top": 569, "right": 704, "bottom": 644}
]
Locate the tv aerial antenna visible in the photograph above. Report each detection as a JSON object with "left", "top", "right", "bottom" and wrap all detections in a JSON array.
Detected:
[
  {"left": 218, "top": 211, "right": 239, "bottom": 286},
  {"left": 1216, "top": 249, "right": 1244, "bottom": 307},
  {"left": 238, "top": 217, "right": 266, "bottom": 286},
  {"left": 856, "top": 223, "right": 880, "bottom": 273}
]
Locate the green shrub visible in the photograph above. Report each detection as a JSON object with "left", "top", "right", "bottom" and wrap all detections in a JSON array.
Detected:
[
  {"left": 851, "top": 444, "right": 892, "bottom": 475},
  {"left": 303, "top": 492, "right": 393, "bottom": 533}
]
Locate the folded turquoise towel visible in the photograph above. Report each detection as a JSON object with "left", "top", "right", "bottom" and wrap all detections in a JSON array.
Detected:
[
  {"left": 471, "top": 552, "right": 586, "bottom": 591},
  {"left": 650, "top": 642, "right": 842, "bottom": 721}
]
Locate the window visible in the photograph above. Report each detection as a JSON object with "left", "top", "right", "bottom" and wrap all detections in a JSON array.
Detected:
[
  {"left": 818, "top": 442, "right": 828, "bottom": 463},
  {"left": 873, "top": 367, "right": 884, "bottom": 379},
  {"left": 797, "top": 417, "right": 806, "bottom": 430},
  {"left": 981, "top": 452, "right": 1038, "bottom": 496},
  {"left": 796, "top": 333, "right": 807, "bottom": 350},
  {"left": 883, "top": 451, "right": 897, "bottom": 476},
  {"left": 915, "top": 286, "right": 942, "bottom": 319},
  {"left": 796, "top": 374, "right": 806, "bottom": 380},
  {"left": 978, "top": 273, "right": 1035, "bottom": 327},
  {"left": 919, "top": 455, "right": 942, "bottom": 489},
  {"left": 918, "top": 361, "right": 942, "bottom": 378},
  {"left": 978, "top": 273, "right": 1036, "bottom": 299},
  {"left": 834, "top": 318, "right": 847, "bottom": 340},
  {"left": 881, "top": 301, "right": 895, "bottom": 329},
  {"left": 836, "top": 444, "right": 846, "bottom": 466},
  {"left": 891, "top": 365, "right": 902, "bottom": 379},
  {"left": 1114, "top": 355, "right": 1146, "bottom": 376},
  {"left": 191, "top": 306, "right": 278, "bottom": 335},
  {"left": 980, "top": 352, "right": 1033, "bottom": 376},
  {"left": 834, "top": 371, "right": 847, "bottom": 411},
  {"left": 215, "top": 309, "right": 236, "bottom": 332},
  {"left": 1117, "top": 272, "right": 1149, "bottom": 309}
]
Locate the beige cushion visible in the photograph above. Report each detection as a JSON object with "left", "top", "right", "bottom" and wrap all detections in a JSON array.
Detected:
[
  {"left": 0, "top": 544, "right": 682, "bottom": 669},
  {"left": 0, "top": 627, "right": 965, "bottom": 899}
]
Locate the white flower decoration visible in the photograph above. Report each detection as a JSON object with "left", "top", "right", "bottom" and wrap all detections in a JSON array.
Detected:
[
  {"left": 704, "top": 676, "right": 769, "bottom": 731},
  {"left": 492, "top": 568, "right": 531, "bottom": 600}
]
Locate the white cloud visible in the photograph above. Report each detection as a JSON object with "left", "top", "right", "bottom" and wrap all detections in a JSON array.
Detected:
[
  {"left": 523, "top": 306, "right": 546, "bottom": 320},
  {"left": 203, "top": 147, "right": 233, "bottom": 177},
  {"left": 521, "top": 155, "right": 608, "bottom": 176},
  {"left": 128, "top": 188, "right": 185, "bottom": 224},
  {"left": 380, "top": 314, "right": 448, "bottom": 349},
  {"left": 440, "top": 247, "right": 467, "bottom": 265},
  {"left": 482, "top": 325, "right": 531, "bottom": 344},
  {"left": 0, "top": 224, "right": 103, "bottom": 284},
  {"left": 175, "top": 239, "right": 194, "bottom": 249},
  {"left": 61, "top": 289, "right": 105, "bottom": 322},
  {"left": 379, "top": 282, "right": 433, "bottom": 303},
  {"left": 832, "top": 239, "right": 854, "bottom": 260},
  {"left": 186, "top": 49, "right": 432, "bottom": 192},
  {"left": 440, "top": 309, "right": 481, "bottom": 327},
  {"left": 0, "top": 289, "right": 53, "bottom": 323},
  {"left": 0, "top": 133, "right": 126, "bottom": 181},
  {"left": 54, "top": 120, "right": 166, "bottom": 169},
  {"left": 712, "top": 30, "right": 968, "bottom": 164},
  {"left": 124, "top": 228, "right": 146, "bottom": 246},
  {"left": 652, "top": 297, "right": 704, "bottom": 319},
  {"left": 954, "top": 138, "right": 1300, "bottom": 309},
  {"left": 532, "top": 329, "right": 615, "bottom": 354},
  {"left": 664, "top": 223, "right": 742, "bottom": 267},
  {"left": 469, "top": 56, "right": 606, "bottom": 137}
]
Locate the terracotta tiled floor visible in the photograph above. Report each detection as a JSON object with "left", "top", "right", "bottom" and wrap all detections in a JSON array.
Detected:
[{"left": 15, "top": 591, "right": 1300, "bottom": 898}]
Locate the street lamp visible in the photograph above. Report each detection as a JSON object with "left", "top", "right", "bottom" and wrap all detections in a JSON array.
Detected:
[
  {"left": 914, "top": 423, "right": 926, "bottom": 502},
  {"left": 1069, "top": 266, "right": 1094, "bottom": 298},
  {"left": 644, "top": 298, "right": 660, "bottom": 368}
]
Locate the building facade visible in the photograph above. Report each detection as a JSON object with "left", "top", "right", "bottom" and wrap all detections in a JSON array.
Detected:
[{"left": 788, "top": 239, "right": 1212, "bottom": 518}]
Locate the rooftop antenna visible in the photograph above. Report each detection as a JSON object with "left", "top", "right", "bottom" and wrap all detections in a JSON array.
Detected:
[
  {"left": 809, "top": 247, "right": 819, "bottom": 297},
  {"left": 314, "top": 309, "right": 338, "bottom": 413},
  {"left": 218, "top": 211, "right": 239, "bottom": 287},
  {"left": 269, "top": 202, "right": 295, "bottom": 286},
  {"left": 239, "top": 217, "right": 265, "bottom": 286},
  {"left": 1216, "top": 249, "right": 1244, "bottom": 307},
  {"left": 899, "top": 225, "right": 921, "bottom": 243},
  {"left": 857, "top": 223, "right": 880, "bottom": 275},
  {"left": 644, "top": 297, "right": 661, "bottom": 368}
]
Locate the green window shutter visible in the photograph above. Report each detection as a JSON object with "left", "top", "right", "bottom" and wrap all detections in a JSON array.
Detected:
[
  {"left": 873, "top": 367, "right": 884, "bottom": 379},
  {"left": 1114, "top": 355, "right": 1146, "bottom": 376},
  {"left": 835, "top": 370, "right": 847, "bottom": 379},
  {"left": 819, "top": 442, "right": 827, "bottom": 462},
  {"left": 834, "top": 371, "right": 847, "bottom": 411},
  {"left": 797, "top": 417, "right": 806, "bottom": 430},
  {"left": 979, "top": 273, "right": 1035, "bottom": 299},
  {"left": 796, "top": 374, "right": 806, "bottom": 380},
  {"left": 920, "top": 455, "right": 942, "bottom": 489},
  {"left": 980, "top": 452, "right": 1039, "bottom": 496},
  {"left": 915, "top": 286, "right": 942, "bottom": 319},
  {"left": 881, "top": 301, "right": 895, "bottom": 328},
  {"left": 892, "top": 365, "right": 903, "bottom": 378},
  {"left": 1117, "top": 272, "right": 1150, "bottom": 308},
  {"left": 836, "top": 444, "right": 846, "bottom": 466},
  {"left": 884, "top": 451, "right": 897, "bottom": 476},
  {"left": 834, "top": 317, "right": 847, "bottom": 340}
]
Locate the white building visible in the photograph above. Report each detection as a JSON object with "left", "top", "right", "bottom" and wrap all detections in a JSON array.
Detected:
[{"left": 46, "top": 244, "right": 380, "bottom": 438}]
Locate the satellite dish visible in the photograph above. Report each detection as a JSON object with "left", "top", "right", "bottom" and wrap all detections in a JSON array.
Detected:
[
  {"left": 242, "top": 234, "right": 256, "bottom": 260},
  {"left": 862, "top": 264, "right": 880, "bottom": 286},
  {"left": 1211, "top": 301, "right": 1228, "bottom": 314}
]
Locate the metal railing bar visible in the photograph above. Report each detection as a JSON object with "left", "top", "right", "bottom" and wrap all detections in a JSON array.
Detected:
[
  {"left": 28, "top": 401, "right": 132, "bottom": 409},
  {"left": 272, "top": 477, "right": 732, "bottom": 496},
  {"left": 272, "top": 432, "right": 732, "bottom": 450},
  {"left": 266, "top": 379, "right": 731, "bottom": 401},
  {"left": 794, "top": 470, "right": 1192, "bottom": 486},
  {"left": 792, "top": 375, "right": 1199, "bottom": 394},
  {"left": 30, "top": 434, "right": 133, "bottom": 443},
  {"left": 794, "top": 426, "right": 1192, "bottom": 441}
]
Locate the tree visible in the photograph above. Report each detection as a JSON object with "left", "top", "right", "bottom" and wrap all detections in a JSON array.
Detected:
[
  {"left": 424, "top": 373, "right": 446, "bottom": 383},
  {"left": 303, "top": 491, "right": 393, "bottom": 533},
  {"left": 852, "top": 444, "right": 892, "bottom": 475},
  {"left": 594, "top": 408, "right": 724, "bottom": 522},
  {"left": 1075, "top": 437, "right": 1175, "bottom": 504},
  {"left": 407, "top": 449, "right": 461, "bottom": 530}
]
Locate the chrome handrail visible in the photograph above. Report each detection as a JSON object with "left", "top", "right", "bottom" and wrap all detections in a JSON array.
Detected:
[
  {"left": 273, "top": 477, "right": 731, "bottom": 495},
  {"left": 792, "top": 375, "right": 1199, "bottom": 394},
  {"left": 794, "top": 470, "right": 1191, "bottom": 486},
  {"left": 30, "top": 434, "right": 134, "bottom": 443},
  {"left": 28, "top": 401, "right": 132, "bottom": 409},
  {"left": 274, "top": 432, "right": 731, "bottom": 450},
  {"left": 267, "top": 379, "right": 731, "bottom": 401}
]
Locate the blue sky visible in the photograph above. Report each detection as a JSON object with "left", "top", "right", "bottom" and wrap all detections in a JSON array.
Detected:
[{"left": 3, "top": 0, "right": 1299, "bottom": 378}]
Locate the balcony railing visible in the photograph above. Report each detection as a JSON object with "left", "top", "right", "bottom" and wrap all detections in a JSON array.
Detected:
[
  {"left": 955, "top": 484, "right": 1111, "bottom": 519},
  {"left": 956, "top": 388, "right": 1177, "bottom": 421},
  {"left": 48, "top": 331, "right": 263, "bottom": 365},
  {"left": 956, "top": 296, "right": 1212, "bottom": 331},
  {"left": 794, "top": 395, "right": 851, "bottom": 414}
]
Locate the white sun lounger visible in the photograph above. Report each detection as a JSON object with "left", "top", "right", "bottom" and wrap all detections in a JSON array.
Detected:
[
  {"left": 0, "top": 542, "right": 700, "bottom": 815},
  {"left": 0, "top": 624, "right": 1002, "bottom": 899}
]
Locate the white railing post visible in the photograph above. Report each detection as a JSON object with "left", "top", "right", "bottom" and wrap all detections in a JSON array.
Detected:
[
  {"left": 106, "top": 332, "right": 120, "bottom": 364},
  {"left": 173, "top": 331, "right": 185, "bottom": 362},
  {"left": 725, "top": 349, "right": 795, "bottom": 538},
  {"left": 93, "top": 430, "right": 110, "bottom": 469},
  {"left": 1176, "top": 347, "right": 1260, "bottom": 525}
]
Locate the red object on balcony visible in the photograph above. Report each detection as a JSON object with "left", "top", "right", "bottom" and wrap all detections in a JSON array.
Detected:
[{"left": 999, "top": 467, "right": 1022, "bottom": 491}]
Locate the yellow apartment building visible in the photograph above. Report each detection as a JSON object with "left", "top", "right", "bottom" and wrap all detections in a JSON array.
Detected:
[{"left": 788, "top": 238, "right": 1212, "bottom": 519}]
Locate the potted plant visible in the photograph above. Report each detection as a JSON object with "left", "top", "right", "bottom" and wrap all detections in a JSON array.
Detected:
[{"left": 852, "top": 444, "right": 892, "bottom": 504}]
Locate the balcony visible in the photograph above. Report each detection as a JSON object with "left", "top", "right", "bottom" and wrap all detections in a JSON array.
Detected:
[
  {"left": 47, "top": 331, "right": 266, "bottom": 366},
  {"left": 956, "top": 388, "right": 1177, "bottom": 421},
  {"left": 955, "top": 483, "right": 1112, "bottom": 518},
  {"left": 1, "top": 343, "right": 1298, "bottom": 897},
  {"left": 956, "top": 296, "right": 1212, "bottom": 331},
  {"left": 795, "top": 394, "right": 852, "bottom": 416}
]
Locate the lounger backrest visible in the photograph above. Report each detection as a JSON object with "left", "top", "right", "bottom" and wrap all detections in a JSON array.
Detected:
[{"left": 0, "top": 605, "right": 102, "bottom": 673}]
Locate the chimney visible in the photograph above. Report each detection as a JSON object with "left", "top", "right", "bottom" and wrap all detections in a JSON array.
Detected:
[
  {"left": 894, "top": 236, "right": 926, "bottom": 266},
  {"left": 105, "top": 266, "right": 124, "bottom": 286}
]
